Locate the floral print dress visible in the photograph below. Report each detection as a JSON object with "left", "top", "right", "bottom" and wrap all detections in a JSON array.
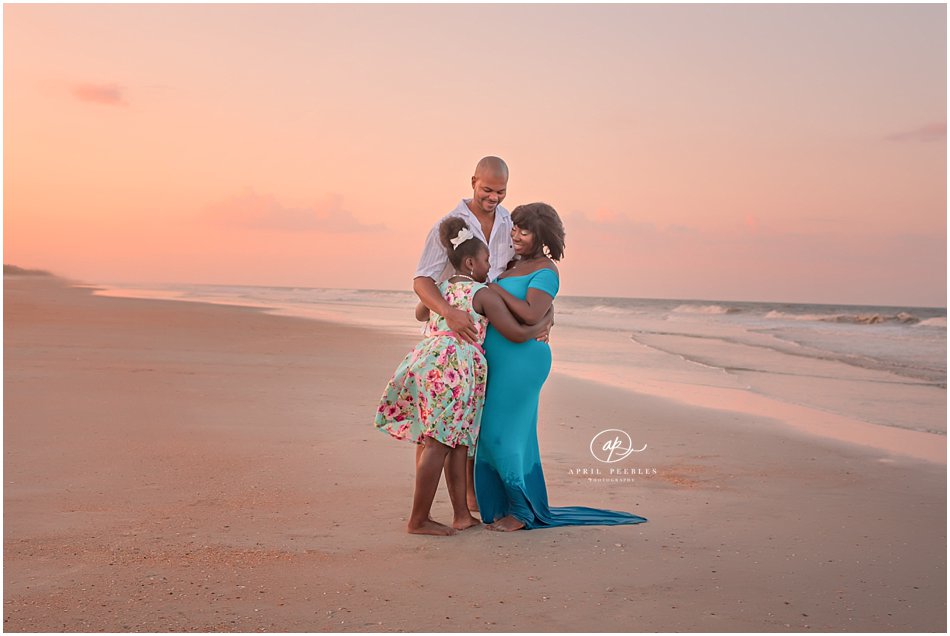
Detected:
[{"left": 374, "top": 280, "right": 489, "bottom": 457}]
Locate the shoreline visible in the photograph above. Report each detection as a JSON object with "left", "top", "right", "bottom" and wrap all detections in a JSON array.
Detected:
[
  {"left": 82, "top": 277, "right": 950, "bottom": 311},
  {"left": 4, "top": 274, "right": 946, "bottom": 632},
  {"left": 88, "top": 277, "right": 946, "bottom": 466},
  {"left": 553, "top": 360, "right": 946, "bottom": 466}
]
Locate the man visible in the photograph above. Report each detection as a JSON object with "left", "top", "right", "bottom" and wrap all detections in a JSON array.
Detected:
[
  {"left": 413, "top": 157, "right": 547, "bottom": 515},
  {"left": 413, "top": 156, "right": 516, "bottom": 344}
]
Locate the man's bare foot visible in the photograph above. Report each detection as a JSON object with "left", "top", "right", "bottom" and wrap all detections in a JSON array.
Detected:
[
  {"left": 486, "top": 515, "right": 525, "bottom": 532},
  {"left": 407, "top": 519, "right": 458, "bottom": 536},
  {"left": 452, "top": 514, "right": 481, "bottom": 530}
]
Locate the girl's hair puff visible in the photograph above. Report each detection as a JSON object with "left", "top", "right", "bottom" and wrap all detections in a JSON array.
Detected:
[{"left": 439, "top": 217, "right": 487, "bottom": 269}]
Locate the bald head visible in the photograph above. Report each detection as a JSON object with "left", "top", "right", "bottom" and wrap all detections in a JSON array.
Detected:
[
  {"left": 469, "top": 156, "right": 509, "bottom": 217},
  {"left": 474, "top": 156, "right": 509, "bottom": 180}
]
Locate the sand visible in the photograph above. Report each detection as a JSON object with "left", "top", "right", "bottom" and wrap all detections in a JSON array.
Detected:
[{"left": 3, "top": 275, "right": 946, "bottom": 632}]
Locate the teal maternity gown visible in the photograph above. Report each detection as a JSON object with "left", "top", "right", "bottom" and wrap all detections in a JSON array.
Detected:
[{"left": 474, "top": 267, "right": 648, "bottom": 529}]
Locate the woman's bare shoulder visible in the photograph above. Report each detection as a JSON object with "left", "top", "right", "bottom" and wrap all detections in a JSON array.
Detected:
[{"left": 537, "top": 260, "right": 559, "bottom": 276}]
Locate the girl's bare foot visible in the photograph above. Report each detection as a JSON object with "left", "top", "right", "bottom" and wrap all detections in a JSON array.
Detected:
[
  {"left": 407, "top": 519, "right": 458, "bottom": 536},
  {"left": 453, "top": 514, "right": 481, "bottom": 530},
  {"left": 486, "top": 515, "right": 525, "bottom": 532}
]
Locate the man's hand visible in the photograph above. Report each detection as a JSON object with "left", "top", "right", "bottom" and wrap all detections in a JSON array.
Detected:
[
  {"left": 445, "top": 306, "right": 478, "bottom": 345},
  {"left": 535, "top": 305, "right": 555, "bottom": 343}
]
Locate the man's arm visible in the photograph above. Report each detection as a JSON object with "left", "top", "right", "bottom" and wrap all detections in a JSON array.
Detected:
[{"left": 412, "top": 215, "right": 480, "bottom": 343}]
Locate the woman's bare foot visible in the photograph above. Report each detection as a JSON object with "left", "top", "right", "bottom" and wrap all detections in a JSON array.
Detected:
[
  {"left": 407, "top": 519, "right": 458, "bottom": 536},
  {"left": 453, "top": 514, "right": 481, "bottom": 530},
  {"left": 486, "top": 515, "right": 525, "bottom": 532}
]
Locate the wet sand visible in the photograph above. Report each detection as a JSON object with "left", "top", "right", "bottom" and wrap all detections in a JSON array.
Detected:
[{"left": 3, "top": 275, "right": 946, "bottom": 632}]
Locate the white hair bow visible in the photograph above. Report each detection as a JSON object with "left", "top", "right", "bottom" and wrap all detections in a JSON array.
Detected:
[{"left": 450, "top": 227, "right": 475, "bottom": 250}]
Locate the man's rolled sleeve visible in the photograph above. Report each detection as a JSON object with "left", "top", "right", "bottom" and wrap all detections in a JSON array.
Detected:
[{"left": 413, "top": 221, "right": 450, "bottom": 281}]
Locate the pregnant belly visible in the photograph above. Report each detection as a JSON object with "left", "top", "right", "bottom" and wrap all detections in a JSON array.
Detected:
[{"left": 483, "top": 325, "right": 552, "bottom": 389}]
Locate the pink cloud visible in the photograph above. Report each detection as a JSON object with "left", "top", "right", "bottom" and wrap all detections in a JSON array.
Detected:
[
  {"left": 71, "top": 83, "right": 127, "bottom": 106},
  {"left": 886, "top": 122, "right": 946, "bottom": 142},
  {"left": 562, "top": 211, "right": 945, "bottom": 305},
  {"left": 205, "top": 190, "right": 386, "bottom": 233}
]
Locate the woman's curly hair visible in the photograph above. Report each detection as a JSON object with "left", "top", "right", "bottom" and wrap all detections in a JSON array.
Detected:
[{"left": 511, "top": 202, "right": 565, "bottom": 261}]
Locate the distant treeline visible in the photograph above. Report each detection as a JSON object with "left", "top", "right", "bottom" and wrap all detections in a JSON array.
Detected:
[{"left": 3, "top": 265, "right": 52, "bottom": 276}]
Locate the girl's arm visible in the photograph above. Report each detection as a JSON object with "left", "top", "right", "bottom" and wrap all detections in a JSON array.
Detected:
[
  {"left": 487, "top": 281, "right": 555, "bottom": 325},
  {"left": 415, "top": 301, "right": 431, "bottom": 322},
  {"left": 473, "top": 288, "right": 550, "bottom": 343}
]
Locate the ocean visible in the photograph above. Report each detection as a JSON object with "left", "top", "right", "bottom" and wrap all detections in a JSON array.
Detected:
[{"left": 87, "top": 282, "right": 947, "bottom": 439}]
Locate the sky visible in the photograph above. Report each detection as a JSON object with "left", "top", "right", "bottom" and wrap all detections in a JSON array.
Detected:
[{"left": 4, "top": 3, "right": 947, "bottom": 307}]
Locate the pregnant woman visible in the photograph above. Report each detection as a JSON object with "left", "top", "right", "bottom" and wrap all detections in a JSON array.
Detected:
[{"left": 474, "top": 202, "right": 648, "bottom": 531}]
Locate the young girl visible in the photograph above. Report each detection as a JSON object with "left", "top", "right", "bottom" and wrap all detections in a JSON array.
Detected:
[{"left": 374, "top": 217, "right": 548, "bottom": 536}]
